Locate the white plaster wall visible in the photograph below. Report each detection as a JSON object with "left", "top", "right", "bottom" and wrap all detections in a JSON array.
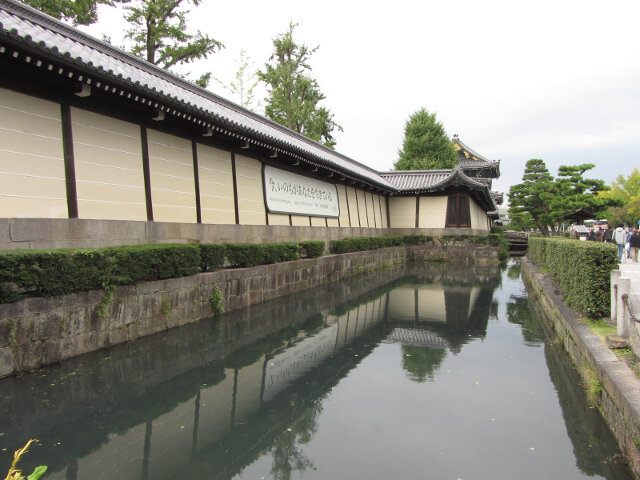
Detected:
[
  {"left": 388, "top": 197, "right": 416, "bottom": 228},
  {"left": 357, "top": 190, "right": 369, "bottom": 227},
  {"left": 366, "top": 192, "right": 377, "bottom": 228},
  {"left": 147, "top": 129, "right": 196, "bottom": 223},
  {"left": 337, "top": 184, "right": 350, "bottom": 227},
  {"left": 346, "top": 186, "right": 360, "bottom": 227},
  {"left": 0, "top": 88, "right": 67, "bottom": 218},
  {"left": 418, "top": 196, "right": 448, "bottom": 229},
  {"left": 470, "top": 197, "right": 489, "bottom": 232},
  {"left": 235, "top": 154, "right": 266, "bottom": 225},
  {"left": 197, "top": 143, "right": 235, "bottom": 224},
  {"left": 72, "top": 108, "right": 146, "bottom": 221}
]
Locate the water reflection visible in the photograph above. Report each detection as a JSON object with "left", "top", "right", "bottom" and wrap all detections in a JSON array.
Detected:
[{"left": 0, "top": 261, "right": 631, "bottom": 479}]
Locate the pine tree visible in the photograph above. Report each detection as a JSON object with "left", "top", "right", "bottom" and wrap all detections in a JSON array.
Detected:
[{"left": 508, "top": 159, "right": 557, "bottom": 235}]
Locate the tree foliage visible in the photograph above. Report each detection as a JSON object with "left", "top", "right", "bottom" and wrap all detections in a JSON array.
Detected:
[
  {"left": 20, "top": 0, "right": 123, "bottom": 25},
  {"left": 598, "top": 168, "right": 640, "bottom": 225},
  {"left": 124, "top": 0, "right": 223, "bottom": 87},
  {"left": 394, "top": 108, "right": 458, "bottom": 170},
  {"left": 508, "top": 159, "right": 557, "bottom": 235},
  {"left": 213, "top": 49, "right": 262, "bottom": 112},
  {"left": 258, "top": 23, "right": 342, "bottom": 149},
  {"left": 508, "top": 160, "right": 614, "bottom": 235}
]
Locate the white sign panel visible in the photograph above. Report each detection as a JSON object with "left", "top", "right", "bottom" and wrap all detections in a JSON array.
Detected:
[{"left": 264, "top": 165, "right": 339, "bottom": 217}]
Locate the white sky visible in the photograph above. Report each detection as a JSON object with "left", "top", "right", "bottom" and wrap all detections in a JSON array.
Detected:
[{"left": 81, "top": 0, "right": 640, "bottom": 196}]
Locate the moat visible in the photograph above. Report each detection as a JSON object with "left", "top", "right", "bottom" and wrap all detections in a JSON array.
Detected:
[{"left": 0, "top": 260, "right": 632, "bottom": 479}]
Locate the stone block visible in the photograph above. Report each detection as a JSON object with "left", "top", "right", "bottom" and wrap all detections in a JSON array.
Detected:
[
  {"left": 0, "top": 219, "right": 10, "bottom": 243},
  {"left": 42, "top": 339, "right": 61, "bottom": 365},
  {"left": 0, "top": 346, "right": 14, "bottom": 378},
  {"left": 10, "top": 218, "right": 53, "bottom": 242}
]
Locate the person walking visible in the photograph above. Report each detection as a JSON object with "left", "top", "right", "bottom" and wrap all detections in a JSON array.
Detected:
[
  {"left": 630, "top": 228, "right": 640, "bottom": 262},
  {"left": 595, "top": 227, "right": 604, "bottom": 242},
  {"left": 613, "top": 223, "right": 628, "bottom": 263}
]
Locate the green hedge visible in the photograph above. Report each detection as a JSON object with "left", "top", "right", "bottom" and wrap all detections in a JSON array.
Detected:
[
  {"left": 0, "top": 244, "right": 201, "bottom": 303},
  {"left": 200, "top": 244, "right": 226, "bottom": 272},
  {"left": 300, "top": 241, "right": 325, "bottom": 258},
  {"left": 225, "top": 242, "right": 300, "bottom": 268},
  {"left": 528, "top": 237, "right": 617, "bottom": 317}
]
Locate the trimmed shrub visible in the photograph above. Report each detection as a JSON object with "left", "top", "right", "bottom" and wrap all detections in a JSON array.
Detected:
[
  {"left": 200, "top": 244, "right": 226, "bottom": 271},
  {"left": 0, "top": 248, "right": 112, "bottom": 300},
  {"left": 225, "top": 242, "right": 300, "bottom": 268},
  {"left": 0, "top": 244, "right": 201, "bottom": 303},
  {"left": 104, "top": 244, "right": 200, "bottom": 284},
  {"left": 300, "top": 241, "right": 325, "bottom": 258},
  {"left": 528, "top": 237, "right": 617, "bottom": 317}
]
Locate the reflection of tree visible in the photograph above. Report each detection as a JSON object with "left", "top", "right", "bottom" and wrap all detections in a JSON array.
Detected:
[
  {"left": 506, "top": 295, "right": 544, "bottom": 346},
  {"left": 270, "top": 405, "right": 319, "bottom": 480},
  {"left": 507, "top": 261, "right": 522, "bottom": 280},
  {"left": 401, "top": 346, "right": 447, "bottom": 383}
]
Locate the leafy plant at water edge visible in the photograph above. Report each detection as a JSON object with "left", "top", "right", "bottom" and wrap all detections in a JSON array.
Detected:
[
  {"left": 210, "top": 287, "right": 225, "bottom": 315},
  {"left": 3, "top": 439, "right": 47, "bottom": 480}
]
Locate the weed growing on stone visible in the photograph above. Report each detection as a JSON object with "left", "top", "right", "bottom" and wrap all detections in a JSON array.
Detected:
[
  {"left": 96, "top": 281, "right": 115, "bottom": 318},
  {"left": 160, "top": 298, "right": 172, "bottom": 315},
  {"left": 210, "top": 287, "right": 225, "bottom": 315}
]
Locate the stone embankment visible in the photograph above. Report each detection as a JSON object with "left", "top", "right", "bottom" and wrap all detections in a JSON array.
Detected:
[
  {"left": 522, "top": 258, "right": 640, "bottom": 479},
  {"left": 0, "top": 244, "right": 498, "bottom": 378}
]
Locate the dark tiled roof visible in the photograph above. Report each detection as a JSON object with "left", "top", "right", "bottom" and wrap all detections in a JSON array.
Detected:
[
  {"left": 381, "top": 167, "right": 496, "bottom": 211},
  {"left": 453, "top": 135, "right": 500, "bottom": 177},
  {"left": 380, "top": 167, "right": 490, "bottom": 192},
  {"left": 379, "top": 170, "right": 452, "bottom": 191},
  {"left": 0, "top": 0, "right": 394, "bottom": 189}
]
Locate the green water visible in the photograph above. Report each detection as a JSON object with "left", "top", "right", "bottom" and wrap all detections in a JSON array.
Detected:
[{"left": 0, "top": 260, "right": 632, "bottom": 479}]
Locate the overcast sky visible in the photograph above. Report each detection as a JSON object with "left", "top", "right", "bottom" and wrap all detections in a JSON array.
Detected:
[{"left": 81, "top": 0, "right": 640, "bottom": 197}]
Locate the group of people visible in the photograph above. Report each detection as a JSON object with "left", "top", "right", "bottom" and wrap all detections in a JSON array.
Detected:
[{"left": 609, "top": 224, "right": 640, "bottom": 263}]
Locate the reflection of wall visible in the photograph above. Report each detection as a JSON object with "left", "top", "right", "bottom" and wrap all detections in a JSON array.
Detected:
[
  {"left": 234, "top": 355, "right": 265, "bottom": 422},
  {"left": 198, "top": 370, "right": 236, "bottom": 446},
  {"left": 387, "top": 285, "right": 471, "bottom": 324},
  {"left": 263, "top": 324, "right": 338, "bottom": 402},
  {"left": 46, "top": 294, "right": 392, "bottom": 479}
]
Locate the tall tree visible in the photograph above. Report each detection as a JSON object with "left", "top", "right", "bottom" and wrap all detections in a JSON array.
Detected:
[
  {"left": 550, "top": 164, "right": 611, "bottom": 218},
  {"left": 598, "top": 168, "right": 640, "bottom": 225},
  {"left": 124, "top": 0, "right": 223, "bottom": 87},
  {"left": 257, "top": 23, "right": 342, "bottom": 149},
  {"left": 213, "top": 49, "right": 262, "bottom": 112},
  {"left": 394, "top": 108, "right": 457, "bottom": 170},
  {"left": 508, "top": 159, "right": 557, "bottom": 236},
  {"left": 20, "top": 0, "right": 123, "bottom": 25}
]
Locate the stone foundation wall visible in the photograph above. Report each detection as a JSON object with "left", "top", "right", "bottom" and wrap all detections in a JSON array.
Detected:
[
  {"left": 521, "top": 258, "right": 640, "bottom": 478},
  {"left": 0, "top": 217, "right": 491, "bottom": 250}
]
